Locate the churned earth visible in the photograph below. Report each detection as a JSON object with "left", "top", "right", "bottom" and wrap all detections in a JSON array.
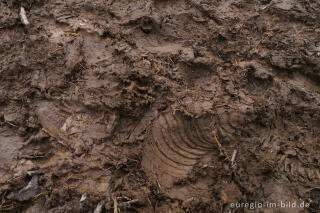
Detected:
[{"left": 1, "top": 0, "right": 320, "bottom": 212}]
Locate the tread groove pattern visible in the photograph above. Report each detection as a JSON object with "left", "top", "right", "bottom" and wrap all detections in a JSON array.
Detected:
[{"left": 142, "top": 112, "right": 216, "bottom": 187}]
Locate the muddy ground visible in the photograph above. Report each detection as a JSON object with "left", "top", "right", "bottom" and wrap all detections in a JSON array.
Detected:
[{"left": 1, "top": 0, "right": 320, "bottom": 212}]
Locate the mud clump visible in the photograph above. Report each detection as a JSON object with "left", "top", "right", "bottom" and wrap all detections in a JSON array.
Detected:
[{"left": 1, "top": 0, "right": 320, "bottom": 212}]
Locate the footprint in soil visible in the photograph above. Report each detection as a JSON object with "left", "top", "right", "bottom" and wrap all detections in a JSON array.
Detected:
[{"left": 142, "top": 111, "right": 217, "bottom": 200}]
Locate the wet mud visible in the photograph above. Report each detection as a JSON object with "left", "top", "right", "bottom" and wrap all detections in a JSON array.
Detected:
[{"left": 1, "top": 0, "right": 320, "bottom": 212}]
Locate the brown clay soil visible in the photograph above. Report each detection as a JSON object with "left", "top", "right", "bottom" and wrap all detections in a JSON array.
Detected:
[{"left": 1, "top": 0, "right": 320, "bottom": 212}]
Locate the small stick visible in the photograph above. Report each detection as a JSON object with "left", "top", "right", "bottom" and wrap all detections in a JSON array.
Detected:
[
  {"left": 41, "top": 128, "right": 73, "bottom": 152},
  {"left": 156, "top": 178, "right": 161, "bottom": 190},
  {"left": 20, "top": 7, "right": 29, "bottom": 26},
  {"left": 113, "top": 197, "right": 118, "bottom": 213},
  {"left": 93, "top": 202, "right": 104, "bottom": 213},
  {"left": 118, "top": 199, "right": 139, "bottom": 207},
  {"left": 231, "top": 149, "right": 237, "bottom": 166},
  {"left": 4, "top": 121, "right": 19, "bottom": 128},
  {"left": 80, "top": 193, "right": 87, "bottom": 202},
  {"left": 213, "top": 132, "right": 230, "bottom": 161}
]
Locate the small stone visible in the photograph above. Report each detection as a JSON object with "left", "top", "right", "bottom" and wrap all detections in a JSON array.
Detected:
[
  {"left": 270, "top": 55, "right": 287, "bottom": 69},
  {"left": 180, "top": 48, "right": 195, "bottom": 62}
]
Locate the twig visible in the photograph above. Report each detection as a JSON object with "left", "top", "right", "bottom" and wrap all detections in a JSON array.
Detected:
[
  {"left": 4, "top": 121, "right": 19, "bottom": 128},
  {"left": 20, "top": 7, "right": 29, "bottom": 26},
  {"left": 213, "top": 132, "right": 230, "bottom": 162},
  {"left": 93, "top": 202, "right": 104, "bottom": 213},
  {"left": 147, "top": 197, "right": 153, "bottom": 210},
  {"left": 231, "top": 149, "right": 237, "bottom": 167},
  {"left": 156, "top": 178, "right": 161, "bottom": 190},
  {"left": 41, "top": 128, "right": 73, "bottom": 152},
  {"left": 113, "top": 196, "right": 118, "bottom": 213},
  {"left": 20, "top": 152, "right": 51, "bottom": 160},
  {"left": 261, "top": 1, "right": 275, "bottom": 11},
  {"left": 80, "top": 193, "right": 87, "bottom": 203},
  {"left": 118, "top": 199, "right": 139, "bottom": 207},
  {"left": 31, "top": 191, "right": 49, "bottom": 201}
]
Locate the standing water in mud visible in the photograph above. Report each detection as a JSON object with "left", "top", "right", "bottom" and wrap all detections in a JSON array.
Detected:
[{"left": 1, "top": 0, "right": 320, "bottom": 212}]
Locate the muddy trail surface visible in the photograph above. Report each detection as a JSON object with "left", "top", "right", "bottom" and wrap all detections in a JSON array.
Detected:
[{"left": 1, "top": 0, "right": 320, "bottom": 212}]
